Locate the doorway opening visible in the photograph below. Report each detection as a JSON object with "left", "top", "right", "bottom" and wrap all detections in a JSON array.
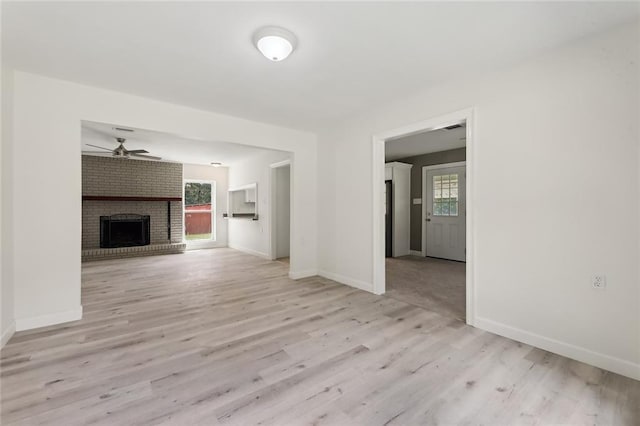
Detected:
[
  {"left": 184, "top": 180, "right": 215, "bottom": 242},
  {"left": 270, "top": 160, "right": 291, "bottom": 264},
  {"left": 372, "top": 108, "right": 475, "bottom": 325}
]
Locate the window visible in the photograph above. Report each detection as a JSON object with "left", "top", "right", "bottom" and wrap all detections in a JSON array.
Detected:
[
  {"left": 184, "top": 181, "right": 215, "bottom": 241},
  {"left": 433, "top": 174, "right": 459, "bottom": 216}
]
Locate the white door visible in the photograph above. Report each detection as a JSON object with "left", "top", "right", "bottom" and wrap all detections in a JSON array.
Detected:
[{"left": 425, "top": 165, "right": 466, "bottom": 261}]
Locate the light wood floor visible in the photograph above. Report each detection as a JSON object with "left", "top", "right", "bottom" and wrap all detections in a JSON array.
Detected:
[
  {"left": 1, "top": 249, "right": 638, "bottom": 425},
  {"left": 386, "top": 256, "right": 466, "bottom": 321}
]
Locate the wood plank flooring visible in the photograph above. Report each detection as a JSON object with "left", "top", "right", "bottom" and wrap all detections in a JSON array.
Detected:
[
  {"left": 1, "top": 248, "right": 638, "bottom": 425},
  {"left": 385, "top": 256, "right": 466, "bottom": 321}
]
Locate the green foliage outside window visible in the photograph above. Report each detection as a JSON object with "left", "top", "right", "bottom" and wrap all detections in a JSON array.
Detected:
[{"left": 184, "top": 182, "right": 212, "bottom": 206}]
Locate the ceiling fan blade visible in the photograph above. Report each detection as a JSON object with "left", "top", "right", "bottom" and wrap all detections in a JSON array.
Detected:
[
  {"left": 131, "top": 153, "right": 162, "bottom": 160},
  {"left": 127, "top": 149, "right": 149, "bottom": 154},
  {"left": 82, "top": 151, "right": 113, "bottom": 155},
  {"left": 85, "top": 144, "right": 113, "bottom": 152}
]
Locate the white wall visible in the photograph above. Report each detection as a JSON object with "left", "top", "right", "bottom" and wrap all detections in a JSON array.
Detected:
[
  {"left": 317, "top": 22, "right": 640, "bottom": 379},
  {"left": 5, "top": 71, "right": 317, "bottom": 331},
  {"left": 227, "top": 151, "right": 290, "bottom": 260},
  {"left": 1, "top": 66, "right": 16, "bottom": 347},
  {"left": 183, "top": 163, "right": 229, "bottom": 249},
  {"left": 275, "top": 165, "right": 291, "bottom": 259}
]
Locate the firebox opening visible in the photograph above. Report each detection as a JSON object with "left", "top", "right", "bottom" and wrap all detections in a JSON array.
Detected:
[{"left": 100, "top": 214, "right": 150, "bottom": 248}]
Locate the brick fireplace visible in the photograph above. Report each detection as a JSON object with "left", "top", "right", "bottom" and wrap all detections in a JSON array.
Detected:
[{"left": 82, "top": 155, "right": 186, "bottom": 261}]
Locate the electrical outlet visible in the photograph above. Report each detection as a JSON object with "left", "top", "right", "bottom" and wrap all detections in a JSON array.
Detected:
[{"left": 592, "top": 275, "right": 607, "bottom": 289}]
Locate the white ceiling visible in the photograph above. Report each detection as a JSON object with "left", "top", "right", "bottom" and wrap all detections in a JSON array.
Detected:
[
  {"left": 385, "top": 125, "right": 466, "bottom": 161},
  {"left": 4, "top": 2, "right": 639, "bottom": 131},
  {"left": 81, "top": 121, "right": 282, "bottom": 166}
]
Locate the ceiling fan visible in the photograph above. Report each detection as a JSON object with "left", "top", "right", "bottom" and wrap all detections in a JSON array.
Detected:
[{"left": 85, "top": 137, "right": 161, "bottom": 160}]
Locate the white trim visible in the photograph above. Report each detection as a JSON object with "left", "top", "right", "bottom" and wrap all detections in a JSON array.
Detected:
[
  {"left": 289, "top": 269, "right": 317, "bottom": 280},
  {"left": 228, "top": 182, "right": 258, "bottom": 192},
  {"left": 228, "top": 244, "right": 271, "bottom": 260},
  {"left": 422, "top": 161, "right": 467, "bottom": 260},
  {"left": 384, "top": 161, "right": 413, "bottom": 169},
  {"left": 269, "top": 159, "right": 292, "bottom": 169},
  {"left": 185, "top": 241, "right": 227, "bottom": 250},
  {"left": 372, "top": 107, "right": 476, "bottom": 325},
  {"left": 15, "top": 307, "right": 83, "bottom": 332},
  {"left": 475, "top": 316, "right": 640, "bottom": 381},
  {"left": 409, "top": 250, "right": 423, "bottom": 257},
  {"left": 422, "top": 161, "right": 466, "bottom": 171},
  {"left": 318, "top": 270, "right": 375, "bottom": 293},
  {"left": 1, "top": 321, "right": 16, "bottom": 348}
]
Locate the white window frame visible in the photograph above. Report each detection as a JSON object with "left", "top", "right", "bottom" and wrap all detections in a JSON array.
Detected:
[{"left": 183, "top": 179, "right": 216, "bottom": 244}]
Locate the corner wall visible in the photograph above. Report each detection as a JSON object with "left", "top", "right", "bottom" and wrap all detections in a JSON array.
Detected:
[
  {"left": 1, "top": 67, "right": 16, "bottom": 346},
  {"left": 275, "top": 165, "right": 291, "bottom": 259},
  {"left": 6, "top": 71, "right": 317, "bottom": 331},
  {"left": 317, "top": 22, "right": 640, "bottom": 378}
]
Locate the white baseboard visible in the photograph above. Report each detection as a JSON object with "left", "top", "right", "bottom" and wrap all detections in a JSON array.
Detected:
[
  {"left": 475, "top": 316, "right": 640, "bottom": 381},
  {"left": 409, "top": 250, "right": 423, "bottom": 257},
  {"left": 318, "top": 270, "right": 374, "bottom": 293},
  {"left": 289, "top": 269, "right": 318, "bottom": 280},
  {"left": 228, "top": 244, "right": 271, "bottom": 260},
  {"left": 15, "top": 306, "right": 83, "bottom": 332},
  {"left": 1, "top": 321, "right": 16, "bottom": 348},
  {"left": 185, "top": 241, "right": 227, "bottom": 251}
]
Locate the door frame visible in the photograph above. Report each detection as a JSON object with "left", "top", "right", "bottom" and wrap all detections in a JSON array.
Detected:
[
  {"left": 422, "top": 161, "right": 466, "bottom": 259},
  {"left": 183, "top": 179, "right": 218, "bottom": 249},
  {"left": 371, "top": 107, "right": 476, "bottom": 326},
  {"left": 269, "top": 159, "right": 292, "bottom": 262}
]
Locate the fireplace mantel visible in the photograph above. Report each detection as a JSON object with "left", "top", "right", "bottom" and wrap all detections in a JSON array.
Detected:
[{"left": 82, "top": 195, "right": 182, "bottom": 202}]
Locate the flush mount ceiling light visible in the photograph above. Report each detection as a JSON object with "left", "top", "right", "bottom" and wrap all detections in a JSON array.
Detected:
[{"left": 253, "top": 26, "right": 297, "bottom": 62}]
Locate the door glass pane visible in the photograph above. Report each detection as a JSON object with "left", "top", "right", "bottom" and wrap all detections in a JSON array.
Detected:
[
  {"left": 441, "top": 202, "right": 450, "bottom": 215},
  {"left": 433, "top": 174, "right": 459, "bottom": 217},
  {"left": 434, "top": 202, "right": 442, "bottom": 216}
]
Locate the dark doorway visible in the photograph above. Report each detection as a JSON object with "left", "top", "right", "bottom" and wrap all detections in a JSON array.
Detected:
[{"left": 385, "top": 180, "right": 393, "bottom": 257}]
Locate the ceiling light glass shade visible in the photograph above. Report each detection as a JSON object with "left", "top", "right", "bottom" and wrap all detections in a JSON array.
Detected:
[
  {"left": 257, "top": 36, "right": 292, "bottom": 61},
  {"left": 253, "top": 27, "right": 297, "bottom": 62}
]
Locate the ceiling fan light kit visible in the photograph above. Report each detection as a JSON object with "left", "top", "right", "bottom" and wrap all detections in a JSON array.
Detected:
[{"left": 86, "top": 137, "right": 162, "bottom": 161}]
